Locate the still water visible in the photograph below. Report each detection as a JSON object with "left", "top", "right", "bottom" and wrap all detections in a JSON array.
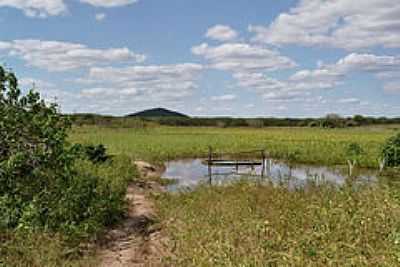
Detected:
[{"left": 161, "top": 158, "right": 378, "bottom": 191}]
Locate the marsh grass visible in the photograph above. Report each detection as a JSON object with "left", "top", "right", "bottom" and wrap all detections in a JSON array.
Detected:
[
  {"left": 158, "top": 181, "right": 400, "bottom": 266},
  {"left": 0, "top": 231, "right": 97, "bottom": 267},
  {"left": 70, "top": 126, "right": 393, "bottom": 168}
]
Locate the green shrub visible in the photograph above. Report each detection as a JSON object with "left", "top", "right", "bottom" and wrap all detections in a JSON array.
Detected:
[
  {"left": 382, "top": 133, "right": 400, "bottom": 167},
  {"left": 0, "top": 66, "right": 132, "bottom": 239},
  {"left": 82, "top": 144, "right": 111, "bottom": 164}
]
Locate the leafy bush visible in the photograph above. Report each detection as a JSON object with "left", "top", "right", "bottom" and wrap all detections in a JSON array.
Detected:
[
  {"left": 82, "top": 144, "right": 111, "bottom": 164},
  {"left": 0, "top": 66, "right": 132, "bottom": 239},
  {"left": 382, "top": 133, "right": 400, "bottom": 167}
]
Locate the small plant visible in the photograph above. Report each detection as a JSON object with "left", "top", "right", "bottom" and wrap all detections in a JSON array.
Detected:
[
  {"left": 345, "top": 143, "right": 364, "bottom": 176},
  {"left": 381, "top": 133, "right": 400, "bottom": 168},
  {"left": 84, "top": 144, "right": 111, "bottom": 164}
]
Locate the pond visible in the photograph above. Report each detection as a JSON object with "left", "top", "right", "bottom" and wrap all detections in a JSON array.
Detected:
[{"left": 161, "top": 158, "right": 379, "bottom": 192}]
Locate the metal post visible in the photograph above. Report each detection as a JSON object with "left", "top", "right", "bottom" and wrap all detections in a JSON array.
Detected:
[
  {"left": 208, "top": 146, "right": 212, "bottom": 185},
  {"left": 261, "top": 150, "right": 266, "bottom": 178}
]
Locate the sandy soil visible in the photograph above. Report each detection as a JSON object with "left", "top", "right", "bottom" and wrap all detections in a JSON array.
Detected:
[{"left": 97, "top": 162, "right": 170, "bottom": 267}]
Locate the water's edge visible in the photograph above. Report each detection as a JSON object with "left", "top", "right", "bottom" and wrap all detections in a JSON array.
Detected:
[{"left": 161, "top": 158, "right": 378, "bottom": 192}]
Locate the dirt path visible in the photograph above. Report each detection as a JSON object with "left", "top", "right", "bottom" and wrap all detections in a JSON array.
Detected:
[{"left": 97, "top": 162, "right": 169, "bottom": 267}]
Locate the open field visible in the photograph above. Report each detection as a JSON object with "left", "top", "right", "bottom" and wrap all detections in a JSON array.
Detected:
[
  {"left": 4, "top": 125, "right": 399, "bottom": 266},
  {"left": 70, "top": 125, "right": 400, "bottom": 266},
  {"left": 158, "top": 181, "right": 400, "bottom": 266},
  {"left": 70, "top": 125, "right": 398, "bottom": 168}
]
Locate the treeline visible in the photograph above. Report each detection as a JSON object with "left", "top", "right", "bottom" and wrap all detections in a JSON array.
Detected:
[{"left": 69, "top": 113, "right": 400, "bottom": 128}]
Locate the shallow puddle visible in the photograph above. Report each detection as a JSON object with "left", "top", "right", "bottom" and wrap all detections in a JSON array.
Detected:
[{"left": 161, "top": 158, "right": 378, "bottom": 191}]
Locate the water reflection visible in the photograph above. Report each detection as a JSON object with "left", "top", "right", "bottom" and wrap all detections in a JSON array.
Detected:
[{"left": 162, "top": 158, "right": 378, "bottom": 192}]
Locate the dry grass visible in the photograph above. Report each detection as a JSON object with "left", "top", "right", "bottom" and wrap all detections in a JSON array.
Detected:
[{"left": 158, "top": 180, "right": 400, "bottom": 266}]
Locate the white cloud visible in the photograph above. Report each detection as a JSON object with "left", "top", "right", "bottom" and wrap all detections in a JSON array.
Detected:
[
  {"left": 0, "top": 0, "right": 67, "bottom": 17},
  {"left": 0, "top": 39, "right": 146, "bottom": 71},
  {"left": 205, "top": 25, "right": 238, "bottom": 42},
  {"left": 192, "top": 42, "right": 296, "bottom": 73},
  {"left": 95, "top": 13, "right": 106, "bottom": 21},
  {"left": 338, "top": 98, "right": 361, "bottom": 104},
  {"left": 211, "top": 94, "right": 237, "bottom": 101},
  {"left": 78, "top": 63, "right": 204, "bottom": 103},
  {"left": 0, "top": 0, "right": 138, "bottom": 18},
  {"left": 291, "top": 53, "right": 400, "bottom": 92},
  {"left": 250, "top": 0, "right": 400, "bottom": 50},
  {"left": 231, "top": 53, "right": 400, "bottom": 103},
  {"left": 19, "top": 77, "right": 79, "bottom": 108},
  {"left": 17, "top": 63, "right": 204, "bottom": 115},
  {"left": 80, "top": 0, "right": 138, "bottom": 7},
  {"left": 20, "top": 77, "right": 55, "bottom": 90}
]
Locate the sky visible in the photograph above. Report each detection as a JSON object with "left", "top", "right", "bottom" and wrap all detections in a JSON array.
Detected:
[{"left": 0, "top": 0, "right": 399, "bottom": 118}]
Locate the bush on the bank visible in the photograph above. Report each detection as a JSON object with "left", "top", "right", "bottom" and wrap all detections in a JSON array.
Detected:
[
  {"left": 0, "top": 65, "right": 131, "bottom": 239},
  {"left": 382, "top": 133, "right": 400, "bottom": 167}
]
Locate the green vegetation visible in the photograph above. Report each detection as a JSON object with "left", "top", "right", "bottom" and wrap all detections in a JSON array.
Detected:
[
  {"left": 2, "top": 65, "right": 400, "bottom": 266},
  {"left": 158, "top": 181, "right": 400, "bottom": 266},
  {"left": 69, "top": 112, "right": 400, "bottom": 129},
  {"left": 382, "top": 133, "right": 400, "bottom": 167},
  {"left": 0, "top": 66, "right": 136, "bottom": 266},
  {"left": 70, "top": 125, "right": 400, "bottom": 266},
  {"left": 70, "top": 126, "right": 395, "bottom": 168}
]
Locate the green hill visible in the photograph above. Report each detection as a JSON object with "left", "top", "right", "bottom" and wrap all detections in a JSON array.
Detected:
[{"left": 127, "top": 108, "right": 189, "bottom": 118}]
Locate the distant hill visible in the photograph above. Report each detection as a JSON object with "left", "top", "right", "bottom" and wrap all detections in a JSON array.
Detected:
[{"left": 128, "top": 108, "right": 189, "bottom": 118}]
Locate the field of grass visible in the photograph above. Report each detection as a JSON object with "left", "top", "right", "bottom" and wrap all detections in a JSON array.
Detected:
[
  {"left": 70, "top": 125, "right": 397, "bottom": 168},
  {"left": 70, "top": 125, "right": 400, "bottom": 266},
  {"left": 158, "top": 181, "right": 400, "bottom": 266}
]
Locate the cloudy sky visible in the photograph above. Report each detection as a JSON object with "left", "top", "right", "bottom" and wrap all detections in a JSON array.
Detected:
[{"left": 1, "top": 0, "right": 399, "bottom": 117}]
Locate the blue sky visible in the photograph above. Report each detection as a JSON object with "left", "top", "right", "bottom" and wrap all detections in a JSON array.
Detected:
[{"left": 0, "top": 0, "right": 399, "bottom": 117}]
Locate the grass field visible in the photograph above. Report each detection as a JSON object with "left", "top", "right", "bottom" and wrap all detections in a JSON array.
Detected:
[
  {"left": 70, "top": 125, "right": 400, "bottom": 266},
  {"left": 71, "top": 125, "right": 397, "bottom": 168},
  {"left": 158, "top": 181, "right": 400, "bottom": 266}
]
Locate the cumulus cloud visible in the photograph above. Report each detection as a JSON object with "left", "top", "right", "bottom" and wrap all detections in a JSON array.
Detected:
[
  {"left": 78, "top": 63, "right": 204, "bottom": 103},
  {"left": 192, "top": 42, "right": 296, "bottom": 73},
  {"left": 0, "top": 39, "right": 146, "bottom": 71},
  {"left": 291, "top": 53, "right": 400, "bottom": 92},
  {"left": 250, "top": 0, "right": 400, "bottom": 50},
  {"left": 211, "top": 94, "right": 237, "bottom": 101},
  {"left": 205, "top": 25, "right": 238, "bottom": 42},
  {"left": 19, "top": 77, "right": 80, "bottom": 109},
  {"left": 0, "top": 0, "right": 138, "bottom": 18},
  {"left": 230, "top": 53, "right": 400, "bottom": 103},
  {"left": 0, "top": 0, "right": 67, "bottom": 18},
  {"left": 80, "top": 0, "right": 138, "bottom": 7}
]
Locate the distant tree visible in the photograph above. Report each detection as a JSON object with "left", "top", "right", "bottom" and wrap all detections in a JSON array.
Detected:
[
  {"left": 322, "top": 113, "right": 344, "bottom": 128},
  {"left": 308, "top": 121, "right": 319, "bottom": 128},
  {"left": 353, "top": 115, "right": 366, "bottom": 125},
  {"left": 345, "top": 119, "right": 359, "bottom": 127},
  {"left": 246, "top": 119, "right": 263, "bottom": 128}
]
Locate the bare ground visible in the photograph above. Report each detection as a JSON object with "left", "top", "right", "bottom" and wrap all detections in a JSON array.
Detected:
[{"left": 97, "top": 161, "right": 170, "bottom": 267}]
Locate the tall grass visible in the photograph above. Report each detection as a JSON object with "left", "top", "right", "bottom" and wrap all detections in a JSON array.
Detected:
[
  {"left": 158, "top": 181, "right": 400, "bottom": 266},
  {"left": 70, "top": 126, "right": 394, "bottom": 168}
]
